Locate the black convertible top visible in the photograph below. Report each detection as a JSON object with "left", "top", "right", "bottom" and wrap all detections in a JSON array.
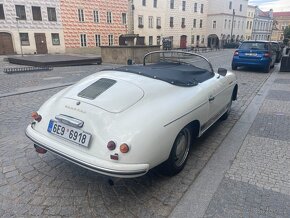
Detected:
[{"left": 114, "top": 62, "right": 214, "bottom": 87}]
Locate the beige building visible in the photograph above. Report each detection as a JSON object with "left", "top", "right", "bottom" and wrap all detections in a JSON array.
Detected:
[
  {"left": 0, "top": 0, "right": 65, "bottom": 55},
  {"left": 272, "top": 12, "right": 290, "bottom": 41},
  {"left": 164, "top": 0, "right": 208, "bottom": 48},
  {"left": 245, "top": 5, "right": 255, "bottom": 40},
  {"left": 133, "top": 0, "right": 166, "bottom": 46}
]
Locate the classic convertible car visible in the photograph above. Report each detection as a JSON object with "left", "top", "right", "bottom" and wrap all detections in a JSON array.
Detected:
[{"left": 26, "top": 51, "right": 238, "bottom": 178}]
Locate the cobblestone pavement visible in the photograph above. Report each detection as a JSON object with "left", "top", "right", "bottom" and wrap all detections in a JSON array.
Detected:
[
  {"left": 204, "top": 71, "right": 290, "bottom": 217},
  {"left": 0, "top": 50, "right": 274, "bottom": 217}
]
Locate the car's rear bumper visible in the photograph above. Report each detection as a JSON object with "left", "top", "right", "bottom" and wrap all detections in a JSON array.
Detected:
[
  {"left": 232, "top": 57, "right": 271, "bottom": 68},
  {"left": 26, "top": 125, "right": 149, "bottom": 178}
]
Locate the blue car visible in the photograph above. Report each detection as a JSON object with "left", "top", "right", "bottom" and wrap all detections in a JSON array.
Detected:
[{"left": 231, "top": 41, "right": 277, "bottom": 73}]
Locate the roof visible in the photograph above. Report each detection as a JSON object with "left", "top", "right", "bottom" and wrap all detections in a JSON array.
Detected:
[{"left": 273, "top": 12, "right": 290, "bottom": 17}]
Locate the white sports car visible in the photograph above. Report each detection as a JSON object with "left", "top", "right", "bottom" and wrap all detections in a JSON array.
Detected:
[{"left": 26, "top": 51, "right": 238, "bottom": 178}]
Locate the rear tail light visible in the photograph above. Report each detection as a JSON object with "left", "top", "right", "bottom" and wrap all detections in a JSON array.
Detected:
[
  {"left": 234, "top": 51, "right": 239, "bottom": 56},
  {"left": 32, "top": 112, "right": 42, "bottom": 122},
  {"left": 120, "top": 143, "right": 130, "bottom": 153},
  {"left": 264, "top": 52, "right": 270, "bottom": 57},
  {"left": 107, "top": 141, "right": 116, "bottom": 150}
]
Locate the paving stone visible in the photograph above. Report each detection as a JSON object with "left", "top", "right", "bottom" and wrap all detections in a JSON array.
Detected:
[{"left": 266, "top": 90, "right": 290, "bottom": 101}]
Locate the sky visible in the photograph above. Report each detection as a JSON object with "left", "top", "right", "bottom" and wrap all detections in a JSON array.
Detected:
[{"left": 249, "top": 0, "right": 290, "bottom": 12}]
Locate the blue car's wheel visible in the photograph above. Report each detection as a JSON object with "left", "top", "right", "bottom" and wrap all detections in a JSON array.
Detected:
[
  {"left": 231, "top": 63, "right": 237, "bottom": 70},
  {"left": 264, "top": 63, "right": 271, "bottom": 73}
]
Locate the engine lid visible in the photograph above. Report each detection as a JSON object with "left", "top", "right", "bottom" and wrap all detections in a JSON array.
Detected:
[{"left": 63, "top": 77, "right": 144, "bottom": 113}]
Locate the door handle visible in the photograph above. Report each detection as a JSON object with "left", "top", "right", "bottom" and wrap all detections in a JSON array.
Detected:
[{"left": 209, "top": 96, "right": 215, "bottom": 101}]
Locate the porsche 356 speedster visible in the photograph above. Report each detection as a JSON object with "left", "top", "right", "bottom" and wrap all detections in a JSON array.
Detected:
[{"left": 26, "top": 51, "right": 238, "bottom": 178}]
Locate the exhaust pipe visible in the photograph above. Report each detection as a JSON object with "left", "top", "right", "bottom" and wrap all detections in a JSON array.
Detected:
[{"left": 34, "top": 144, "right": 47, "bottom": 154}]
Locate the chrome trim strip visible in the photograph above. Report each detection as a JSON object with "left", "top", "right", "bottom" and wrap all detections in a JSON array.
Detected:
[
  {"left": 55, "top": 114, "right": 84, "bottom": 128},
  {"left": 164, "top": 100, "right": 208, "bottom": 127}
]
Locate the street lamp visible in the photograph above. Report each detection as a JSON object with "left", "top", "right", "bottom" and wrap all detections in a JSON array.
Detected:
[
  {"left": 230, "top": 9, "right": 235, "bottom": 42},
  {"left": 15, "top": 16, "right": 23, "bottom": 56}
]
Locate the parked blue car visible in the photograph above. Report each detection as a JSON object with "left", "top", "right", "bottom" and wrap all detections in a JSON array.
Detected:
[{"left": 231, "top": 41, "right": 277, "bottom": 73}]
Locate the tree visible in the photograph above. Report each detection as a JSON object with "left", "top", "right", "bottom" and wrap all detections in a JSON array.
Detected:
[{"left": 283, "top": 26, "right": 290, "bottom": 45}]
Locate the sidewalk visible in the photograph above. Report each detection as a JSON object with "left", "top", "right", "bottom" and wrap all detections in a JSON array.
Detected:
[{"left": 171, "top": 66, "right": 290, "bottom": 217}]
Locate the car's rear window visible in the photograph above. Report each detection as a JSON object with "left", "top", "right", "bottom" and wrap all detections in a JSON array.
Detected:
[{"left": 240, "top": 42, "right": 269, "bottom": 50}]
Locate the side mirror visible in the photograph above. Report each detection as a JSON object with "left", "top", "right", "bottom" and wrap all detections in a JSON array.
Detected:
[{"left": 218, "top": 68, "right": 227, "bottom": 76}]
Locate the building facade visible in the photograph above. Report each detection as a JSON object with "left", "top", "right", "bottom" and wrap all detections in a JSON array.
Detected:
[
  {"left": 133, "top": 0, "right": 166, "bottom": 46},
  {"left": 0, "top": 0, "right": 65, "bottom": 55},
  {"left": 163, "top": 0, "right": 208, "bottom": 48},
  {"left": 60, "top": 0, "right": 128, "bottom": 54},
  {"left": 245, "top": 5, "right": 255, "bottom": 40},
  {"left": 207, "top": 0, "right": 248, "bottom": 48},
  {"left": 272, "top": 12, "right": 290, "bottom": 41},
  {"left": 251, "top": 8, "right": 273, "bottom": 40}
]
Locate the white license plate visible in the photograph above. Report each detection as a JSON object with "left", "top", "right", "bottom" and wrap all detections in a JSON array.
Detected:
[
  {"left": 47, "top": 120, "right": 91, "bottom": 147},
  {"left": 245, "top": 53, "right": 257, "bottom": 56}
]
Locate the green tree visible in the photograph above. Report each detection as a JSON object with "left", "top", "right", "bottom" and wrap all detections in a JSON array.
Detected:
[{"left": 284, "top": 26, "right": 290, "bottom": 45}]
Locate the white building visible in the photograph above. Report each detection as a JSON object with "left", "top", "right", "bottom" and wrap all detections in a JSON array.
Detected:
[
  {"left": 133, "top": 0, "right": 166, "bottom": 46},
  {"left": 0, "top": 0, "right": 65, "bottom": 55},
  {"left": 163, "top": 0, "right": 208, "bottom": 48},
  {"left": 245, "top": 5, "right": 255, "bottom": 40},
  {"left": 207, "top": 0, "right": 248, "bottom": 48},
  {"left": 251, "top": 8, "right": 273, "bottom": 40}
]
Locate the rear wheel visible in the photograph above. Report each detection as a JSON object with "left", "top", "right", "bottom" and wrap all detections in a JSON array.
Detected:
[
  {"left": 160, "top": 126, "right": 192, "bottom": 176},
  {"left": 231, "top": 64, "right": 237, "bottom": 70},
  {"left": 264, "top": 63, "right": 271, "bottom": 73}
]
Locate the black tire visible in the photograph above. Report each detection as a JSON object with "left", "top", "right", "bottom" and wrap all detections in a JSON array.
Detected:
[
  {"left": 264, "top": 64, "right": 270, "bottom": 73},
  {"left": 160, "top": 126, "right": 192, "bottom": 176},
  {"left": 220, "top": 99, "right": 232, "bottom": 121},
  {"left": 231, "top": 64, "right": 237, "bottom": 70}
]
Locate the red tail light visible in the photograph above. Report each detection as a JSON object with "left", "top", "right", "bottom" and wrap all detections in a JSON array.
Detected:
[
  {"left": 107, "top": 141, "right": 116, "bottom": 150},
  {"left": 264, "top": 52, "right": 270, "bottom": 57},
  {"left": 120, "top": 143, "right": 130, "bottom": 153},
  {"left": 32, "top": 112, "right": 42, "bottom": 122},
  {"left": 234, "top": 51, "right": 239, "bottom": 56}
]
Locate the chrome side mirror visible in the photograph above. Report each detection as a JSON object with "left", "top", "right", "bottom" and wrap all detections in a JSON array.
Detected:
[{"left": 218, "top": 68, "right": 227, "bottom": 76}]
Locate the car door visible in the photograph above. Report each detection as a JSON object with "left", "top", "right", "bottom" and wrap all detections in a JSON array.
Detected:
[{"left": 205, "top": 74, "right": 232, "bottom": 127}]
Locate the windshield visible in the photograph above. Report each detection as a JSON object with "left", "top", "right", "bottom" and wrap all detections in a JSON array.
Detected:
[{"left": 239, "top": 42, "right": 269, "bottom": 50}]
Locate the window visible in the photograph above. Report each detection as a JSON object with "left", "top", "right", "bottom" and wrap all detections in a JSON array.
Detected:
[
  {"left": 149, "top": 16, "right": 153, "bottom": 28},
  {"left": 247, "top": 21, "right": 249, "bottom": 29},
  {"left": 78, "top": 9, "right": 84, "bottom": 22},
  {"left": 80, "top": 34, "right": 87, "bottom": 47},
  {"left": 170, "top": 17, "right": 174, "bottom": 27},
  {"left": 32, "top": 6, "right": 42, "bottom": 21},
  {"left": 228, "top": 20, "right": 231, "bottom": 29},
  {"left": 107, "top": 11, "right": 112, "bottom": 23},
  {"left": 108, "top": 34, "right": 113, "bottom": 46},
  {"left": 157, "top": 36, "right": 161, "bottom": 45},
  {"left": 156, "top": 17, "right": 161, "bottom": 28},
  {"left": 138, "top": 15, "right": 143, "bottom": 28},
  {"left": 149, "top": 36, "right": 153, "bottom": 45},
  {"left": 181, "top": 18, "right": 185, "bottom": 28},
  {"left": 20, "top": 33, "right": 29, "bottom": 46},
  {"left": 224, "top": 19, "right": 227, "bottom": 28},
  {"left": 194, "top": 3, "right": 197, "bottom": 12},
  {"left": 196, "top": 35, "right": 200, "bottom": 44},
  {"left": 182, "top": 1, "right": 186, "bottom": 11},
  {"left": 240, "top": 4, "right": 242, "bottom": 12},
  {"left": 95, "top": 34, "right": 101, "bottom": 46},
  {"left": 0, "top": 4, "right": 5, "bottom": 19},
  {"left": 213, "top": 21, "right": 216, "bottom": 29},
  {"left": 229, "top": 1, "right": 232, "bottom": 10},
  {"left": 142, "top": 0, "right": 146, "bottom": 6},
  {"left": 47, "top": 7, "right": 57, "bottom": 21},
  {"left": 191, "top": 35, "right": 194, "bottom": 44},
  {"left": 15, "top": 5, "right": 26, "bottom": 20},
  {"left": 250, "top": 21, "right": 252, "bottom": 29},
  {"left": 122, "top": 13, "right": 126, "bottom": 25},
  {"left": 93, "top": 10, "right": 99, "bottom": 23},
  {"left": 170, "top": 0, "right": 174, "bottom": 9},
  {"left": 199, "top": 19, "right": 203, "bottom": 28},
  {"left": 51, "top": 33, "right": 60, "bottom": 45},
  {"left": 193, "top": 19, "right": 196, "bottom": 28},
  {"left": 153, "top": 0, "right": 157, "bottom": 8},
  {"left": 201, "top": 4, "right": 204, "bottom": 13}
]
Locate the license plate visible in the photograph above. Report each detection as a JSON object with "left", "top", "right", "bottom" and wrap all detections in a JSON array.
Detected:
[
  {"left": 47, "top": 120, "right": 91, "bottom": 147},
  {"left": 245, "top": 53, "right": 257, "bottom": 56}
]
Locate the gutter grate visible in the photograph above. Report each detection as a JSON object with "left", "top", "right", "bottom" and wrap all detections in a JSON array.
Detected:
[{"left": 78, "top": 78, "right": 116, "bottom": 100}]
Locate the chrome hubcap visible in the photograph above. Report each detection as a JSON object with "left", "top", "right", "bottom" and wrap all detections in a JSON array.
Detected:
[{"left": 174, "top": 129, "right": 190, "bottom": 167}]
